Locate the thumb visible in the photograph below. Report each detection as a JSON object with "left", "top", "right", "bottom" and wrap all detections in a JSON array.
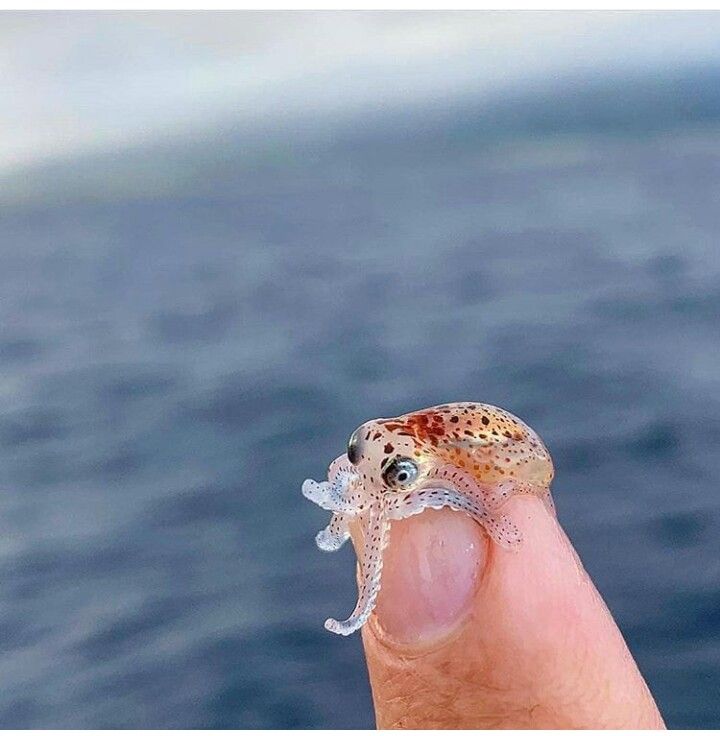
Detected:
[{"left": 355, "top": 496, "right": 665, "bottom": 729}]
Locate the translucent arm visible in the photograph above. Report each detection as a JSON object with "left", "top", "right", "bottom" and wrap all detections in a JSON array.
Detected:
[{"left": 324, "top": 502, "right": 389, "bottom": 635}]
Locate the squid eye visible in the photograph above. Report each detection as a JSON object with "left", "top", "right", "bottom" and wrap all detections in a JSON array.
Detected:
[
  {"left": 382, "top": 456, "right": 418, "bottom": 488},
  {"left": 347, "top": 429, "right": 361, "bottom": 465}
]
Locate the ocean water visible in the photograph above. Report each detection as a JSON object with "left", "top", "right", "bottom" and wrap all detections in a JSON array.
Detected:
[{"left": 1, "top": 87, "right": 720, "bottom": 727}]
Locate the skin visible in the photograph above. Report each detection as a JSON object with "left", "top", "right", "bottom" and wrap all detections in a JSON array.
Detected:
[
  {"left": 359, "top": 500, "right": 665, "bottom": 728},
  {"left": 302, "top": 403, "right": 665, "bottom": 728}
]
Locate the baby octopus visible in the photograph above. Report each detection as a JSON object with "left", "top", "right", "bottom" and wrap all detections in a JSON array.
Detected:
[{"left": 302, "top": 403, "right": 555, "bottom": 636}]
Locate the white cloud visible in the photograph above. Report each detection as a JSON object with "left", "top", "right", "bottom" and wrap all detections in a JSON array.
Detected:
[{"left": 2, "top": 11, "right": 720, "bottom": 172}]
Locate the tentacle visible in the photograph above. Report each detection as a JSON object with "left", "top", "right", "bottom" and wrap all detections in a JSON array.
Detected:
[
  {"left": 424, "top": 464, "right": 491, "bottom": 501},
  {"left": 385, "top": 486, "right": 522, "bottom": 550},
  {"left": 328, "top": 454, "right": 354, "bottom": 481},
  {"left": 301, "top": 456, "right": 362, "bottom": 514},
  {"left": 324, "top": 502, "right": 389, "bottom": 635},
  {"left": 483, "top": 479, "right": 556, "bottom": 517},
  {"left": 315, "top": 512, "right": 350, "bottom": 551},
  {"left": 483, "top": 512, "right": 524, "bottom": 549},
  {"left": 541, "top": 487, "right": 556, "bottom": 516},
  {"left": 425, "top": 464, "right": 555, "bottom": 520}
]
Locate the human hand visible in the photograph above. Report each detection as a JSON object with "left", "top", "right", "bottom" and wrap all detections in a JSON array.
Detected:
[{"left": 354, "top": 495, "right": 665, "bottom": 729}]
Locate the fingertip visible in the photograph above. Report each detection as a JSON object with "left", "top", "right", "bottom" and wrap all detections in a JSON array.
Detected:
[
  {"left": 361, "top": 496, "right": 665, "bottom": 728},
  {"left": 370, "top": 508, "right": 487, "bottom": 647}
]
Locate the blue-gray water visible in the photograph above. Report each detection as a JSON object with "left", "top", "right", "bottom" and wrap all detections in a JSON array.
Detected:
[{"left": 1, "top": 70, "right": 720, "bottom": 728}]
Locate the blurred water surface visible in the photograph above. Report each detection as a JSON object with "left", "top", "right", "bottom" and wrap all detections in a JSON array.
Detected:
[{"left": 1, "top": 12, "right": 720, "bottom": 729}]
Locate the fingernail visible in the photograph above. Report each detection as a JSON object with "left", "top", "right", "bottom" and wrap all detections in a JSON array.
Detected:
[{"left": 373, "top": 507, "right": 486, "bottom": 646}]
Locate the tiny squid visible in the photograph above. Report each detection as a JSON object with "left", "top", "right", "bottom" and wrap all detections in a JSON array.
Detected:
[{"left": 302, "top": 403, "right": 555, "bottom": 635}]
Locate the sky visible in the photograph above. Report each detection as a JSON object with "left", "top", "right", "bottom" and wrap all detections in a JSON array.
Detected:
[{"left": 3, "top": 11, "right": 720, "bottom": 173}]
